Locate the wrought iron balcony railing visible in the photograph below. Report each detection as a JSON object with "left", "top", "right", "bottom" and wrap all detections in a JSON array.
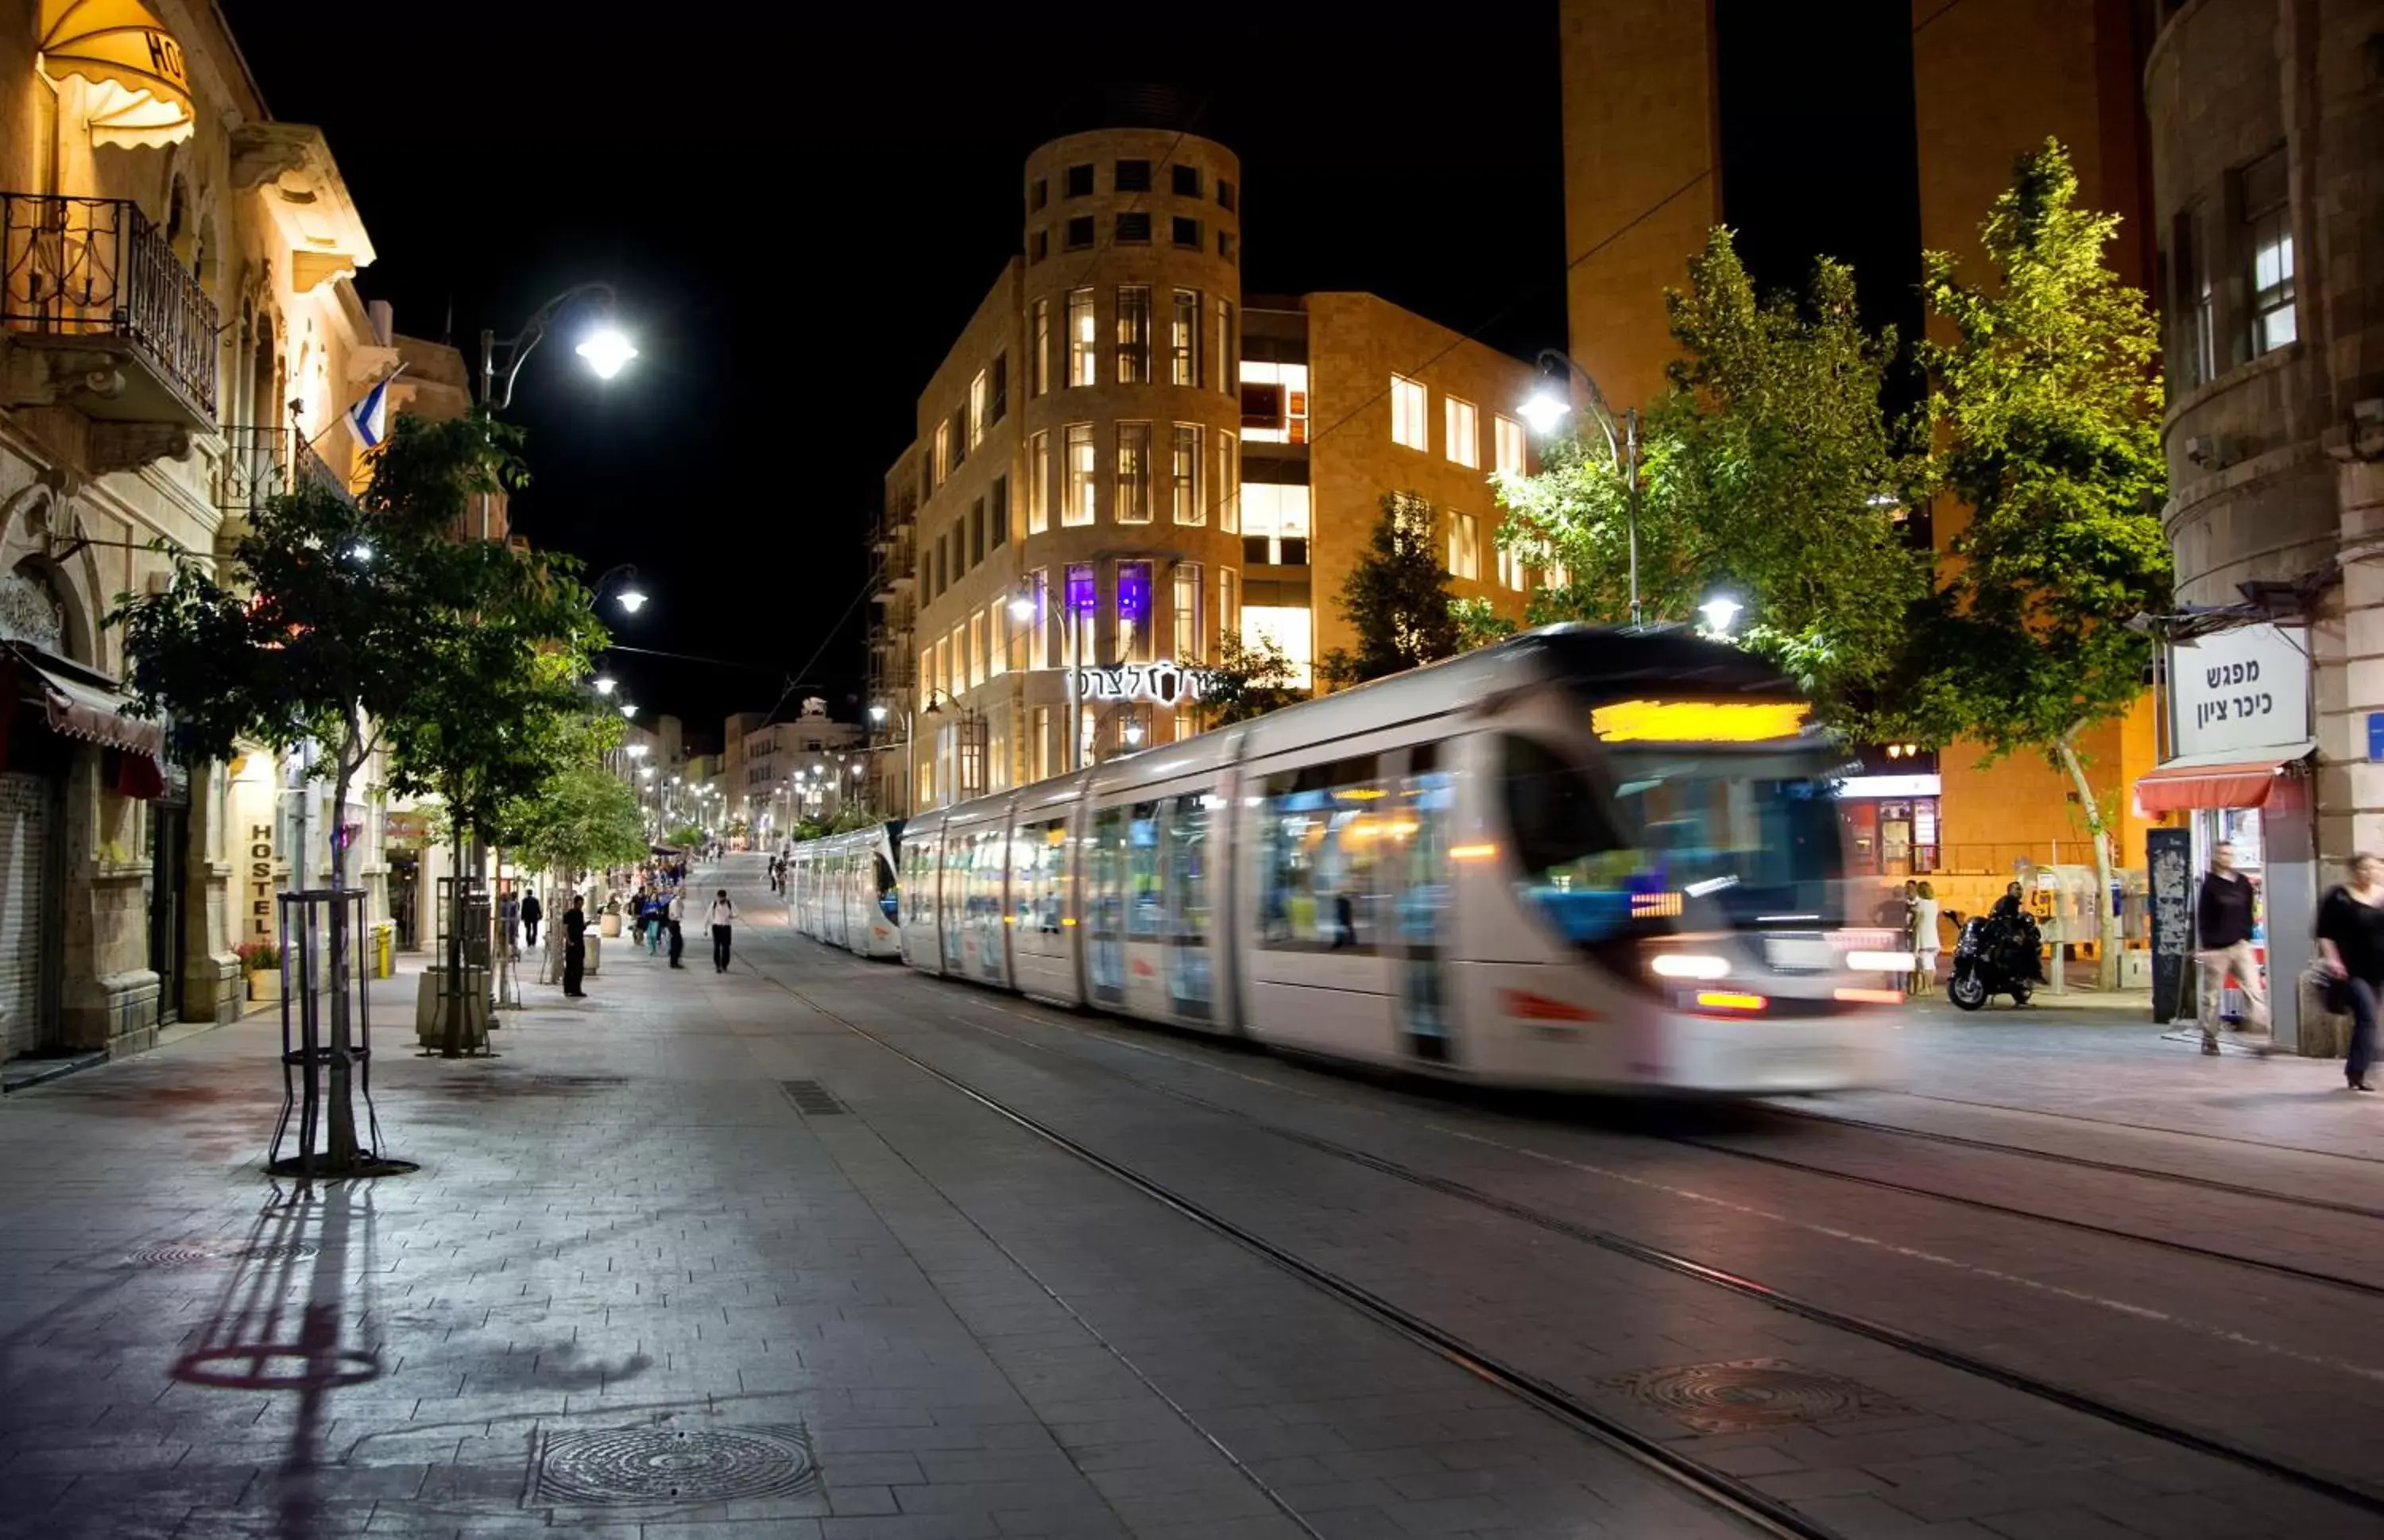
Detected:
[
  {"left": 2, "top": 192, "right": 219, "bottom": 418},
  {"left": 215, "top": 425, "right": 356, "bottom": 517}
]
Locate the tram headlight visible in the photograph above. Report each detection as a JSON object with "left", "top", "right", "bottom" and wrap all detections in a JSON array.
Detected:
[
  {"left": 1847, "top": 950, "right": 1915, "bottom": 973},
  {"left": 1649, "top": 953, "right": 1732, "bottom": 981}
]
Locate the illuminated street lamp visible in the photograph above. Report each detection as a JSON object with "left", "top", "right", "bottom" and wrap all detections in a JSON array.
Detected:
[
  {"left": 593, "top": 673, "right": 617, "bottom": 696},
  {"left": 1697, "top": 594, "right": 1743, "bottom": 640},
  {"left": 1515, "top": 389, "right": 1571, "bottom": 436},
  {"left": 1518, "top": 349, "right": 1643, "bottom": 626},
  {"left": 575, "top": 326, "right": 639, "bottom": 380},
  {"left": 620, "top": 702, "right": 640, "bottom": 719}
]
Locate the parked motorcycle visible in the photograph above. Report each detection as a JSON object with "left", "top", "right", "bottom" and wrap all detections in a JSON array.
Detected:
[{"left": 1948, "top": 909, "right": 2045, "bottom": 1010}]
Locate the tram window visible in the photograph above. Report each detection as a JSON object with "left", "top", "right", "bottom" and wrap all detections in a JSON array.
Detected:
[
  {"left": 1090, "top": 806, "right": 1129, "bottom": 938},
  {"left": 877, "top": 848, "right": 899, "bottom": 921},
  {"left": 1258, "top": 755, "right": 1387, "bottom": 954},
  {"left": 1167, "top": 793, "right": 1210, "bottom": 947},
  {"left": 1017, "top": 817, "right": 1069, "bottom": 931},
  {"left": 1128, "top": 800, "right": 1164, "bottom": 938}
]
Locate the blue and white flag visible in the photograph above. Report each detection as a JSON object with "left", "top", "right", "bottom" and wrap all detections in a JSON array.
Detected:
[{"left": 343, "top": 370, "right": 399, "bottom": 450}]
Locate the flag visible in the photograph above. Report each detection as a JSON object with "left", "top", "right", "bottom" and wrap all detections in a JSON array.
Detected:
[{"left": 343, "top": 370, "right": 399, "bottom": 450}]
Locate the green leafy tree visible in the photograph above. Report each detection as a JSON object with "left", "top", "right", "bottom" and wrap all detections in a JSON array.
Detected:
[
  {"left": 1904, "top": 139, "right": 2169, "bottom": 985},
  {"left": 1198, "top": 631, "right": 1307, "bottom": 727},
  {"left": 1321, "top": 492, "right": 1462, "bottom": 687},
  {"left": 107, "top": 409, "right": 541, "bottom": 1168},
  {"left": 1494, "top": 228, "right": 1925, "bottom": 715},
  {"left": 667, "top": 822, "right": 707, "bottom": 849},
  {"left": 501, "top": 760, "right": 648, "bottom": 889},
  {"left": 1449, "top": 597, "right": 1519, "bottom": 652}
]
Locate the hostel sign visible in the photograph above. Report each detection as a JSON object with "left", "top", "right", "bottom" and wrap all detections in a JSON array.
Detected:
[{"left": 1074, "top": 661, "right": 1217, "bottom": 706}]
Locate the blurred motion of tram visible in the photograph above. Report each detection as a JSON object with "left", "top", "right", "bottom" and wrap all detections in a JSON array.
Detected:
[{"left": 788, "top": 627, "right": 1906, "bottom": 1094}]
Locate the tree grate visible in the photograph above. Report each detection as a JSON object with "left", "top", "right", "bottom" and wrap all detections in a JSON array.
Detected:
[
  {"left": 780, "top": 1080, "right": 846, "bottom": 1116},
  {"left": 530, "top": 1422, "right": 817, "bottom": 1507},
  {"left": 1603, "top": 1357, "right": 1907, "bottom": 1434}
]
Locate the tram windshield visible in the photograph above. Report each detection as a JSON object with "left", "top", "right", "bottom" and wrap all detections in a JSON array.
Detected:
[{"left": 1502, "top": 733, "right": 1843, "bottom": 944}]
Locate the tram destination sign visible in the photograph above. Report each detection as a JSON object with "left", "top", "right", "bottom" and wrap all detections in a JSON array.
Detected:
[{"left": 1074, "top": 661, "right": 1217, "bottom": 705}]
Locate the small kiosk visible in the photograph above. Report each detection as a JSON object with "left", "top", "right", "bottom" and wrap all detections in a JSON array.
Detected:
[{"left": 2134, "top": 624, "right": 2315, "bottom": 1047}]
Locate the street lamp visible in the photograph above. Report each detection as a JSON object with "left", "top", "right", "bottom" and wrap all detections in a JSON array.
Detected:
[
  {"left": 620, "top": 702, "right": 639, "bottom": 719},
  {"left": 1518, "top": 349, "right": 1643, "bottom": 627},
  {"left": 575, "top": 326, "right": 639, "bottom": 380},
  {"left": 1698, "top": 594, "right": 1743, "bottom": 639},
  {"left": 479, "top": 281, "right": 636, "bottom": 411},
  {"left": 589, "top": 563, "right": 649, "bottom": 616},
  {"left": 593, "top": 673, "right": 617, "bottom": 696}
]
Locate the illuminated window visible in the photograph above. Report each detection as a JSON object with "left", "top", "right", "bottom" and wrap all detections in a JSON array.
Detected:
[
  {"left": 1494, "top": 413, "right": 1525, "bottom": 476},
  {"left": 1445, "top": 396, "right": 1479, "bottom": 468},
  {"left": 1241, "top": 482, "right": 1311, "bottom": 566},
  {"left": 1116, "top": 285, "right": 1151, "bottom": 384},
  {"left": 1497, "top": 540, "right": 1527, "bottom": 593},
  {"left": 1064, "top": 424, "right": 1096, "bottom": 525},
  {"left": 1216, "top": 298, "right": 1236, "bottom": 395},
  {"left": 951, "top": 624, "right": 968, "bottom": 694},
  {"left": 1447, "top": 511, "right": 1480, "bottom": 580},
  {"left": 2243, "top": 148, "right": 2295, "bottom": 356},
  {"left": 1115, "top": 211, "right": 1151, "bottom": 245},
  {"left": 918, "top": 648, "right": 931, "bottom": 709},
  {"left": 1068, "top": 563, "right": 1097, "bottom": 664},
  {"left": 1174, "top": 562, "right": 1205, "bottom": 662},
  {"left": 1065, "top": 163, "right": 1093, "bottom": 197},
  {"left": 1240, "top": 362, "right": 1308, "bottom": 443},
  {"left": 1067, "top": 288, "right": 1097, "bottom": 387},
  {"left": 1171, "top": 288, "right": 1202, "bottom": 386},
  {"left": 1033, "top": 706, "right": 1054, "bottom": 781},
  {"left": 931, "top": 418, "right": 951, "bottom": 486},
  {"left": 1242, "top": 604, "right": 1311, "bottom": 687},
  {"left": 1117, "top": 560, "right": 1154, "bottom": 664},
  {"left": 1171, "top": 164, "right": 1201, "bottom": 197},
  {"left": 1217, "top": 430, "right": 1239, "bottom": 532},
  {"left": 1028, "top": 431, "right": 1050, "bottom": 533},
  {"left": 969, "top": 369, "right": 989, "bottom": 449},
  {"left": 1391, "top": 374, "right": 1427, "bottom": 450},
  {"left": 986, "top": 604, "right": 1008, "bottom": 678},
  {"left": 1172, "top": 216, "right": 1202, "bottom": 250},
  {"left": 1171, "top": 424, "right": 1202, "bottom": 525},
  {"left": 1032, "top": 299, "right": 1051, "bottom": 397},
  {"left": 968, "top": 612, "right": 987, "bottom": 690},
  {"left": 1116, "top": 422, "right": 1153, "bottom": 524}
]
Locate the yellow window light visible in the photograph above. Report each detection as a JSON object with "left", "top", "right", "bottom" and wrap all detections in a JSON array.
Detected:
[
  {"left": 1591, "top": 699, "right": 1812, "bottom": 744},
  {"left": 1449, "top": 843, "right": 1500, "bottom": 861}
]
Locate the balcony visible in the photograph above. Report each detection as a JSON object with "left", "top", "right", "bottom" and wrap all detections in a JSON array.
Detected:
[
  {"left": 1, "top": 194, "right": 219, "bottom": 466},
  {"left": 215, "top": 426, "right": 354, "bottom": 522}
]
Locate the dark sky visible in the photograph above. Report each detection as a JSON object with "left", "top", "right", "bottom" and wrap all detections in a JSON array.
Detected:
[{"left": 221, "top": 2, "right": 1925, "bottom": 746}]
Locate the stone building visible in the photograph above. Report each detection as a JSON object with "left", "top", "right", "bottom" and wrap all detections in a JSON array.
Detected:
[
  {"left": 865, "top": 126, "right": 1540, "bottom": 816},
  {"left": 0, "top": 0, "right": 414, "bottom": 1063},
  {"left": 2138, "top": 0, "right": 2384, "bottom": 1040}
]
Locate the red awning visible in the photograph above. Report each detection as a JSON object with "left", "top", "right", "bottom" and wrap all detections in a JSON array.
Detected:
[
  {"left": 5, "top": 644, "right": 168, "bottom": 796},
  {"left": 2134, "top": 753, "right": 2303, "bottom": 813}
]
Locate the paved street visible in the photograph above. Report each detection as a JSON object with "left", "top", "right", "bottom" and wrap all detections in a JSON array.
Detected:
[{"left": 3, "top": 857, "right": 2382, "bottom": 1540}]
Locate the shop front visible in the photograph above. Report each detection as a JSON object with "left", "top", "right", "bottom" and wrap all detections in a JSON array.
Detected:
[
  {"left": 2136, "top": 623, "right": 2315, "bottom": 1046},
  {"left": 1836, "top": 749, "right": 1941, "bottom": 878}
]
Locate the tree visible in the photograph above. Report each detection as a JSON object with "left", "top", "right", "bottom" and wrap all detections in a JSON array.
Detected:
[
  {"left": 1493, "top": 228, "right": 1926, "bottom": 716},
  {"left": 1198, "top": 631, "right": 1307, "bottom": 727},
  {"left": 501, "top": 760, "right": 648, "bottom": 892},
  {"left": 666, "top": 822, "right": 707, "bottom": 850},
  {"left": 109, "top": 409, "right": 547, "bottom": 1169},
  {"left": 1908, "top": 139, "right": 2169, "bottom": 985},
  {"left": 1321, "top": 492, "right": 1462, "bottom": 687}
]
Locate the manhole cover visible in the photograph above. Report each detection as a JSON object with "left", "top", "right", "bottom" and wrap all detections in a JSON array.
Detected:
[
  {"left": 532, "top": 1423, "right": 817, "bottom": 1507},
  {"left": 1605, "top": 1358, "right": 1906, "bottom": 1434},
  {"left": 780, "top": 1080, "right": 845, "bottom": 1116},
  {"left": 124, "top": 1245, "right": 221, "bottom": 1268}
]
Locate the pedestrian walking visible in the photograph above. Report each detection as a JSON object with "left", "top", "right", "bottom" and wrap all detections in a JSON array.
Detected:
[
  {"left": 647, "top": 892, "right": 668, "bottom": 955},
  {"left": 1910, "top": 881, "right": 1941, "bottom": 994},
  {"left": 2316, "top": 853, "right": 2384, "bottom": 1092},
  {"left": 521, "top": 891, "right": 543, "bottom": 949},
  {"left": 561, "top": 893, "right": 588, "bottom": 999},
  {"left": 667, "top": 888, "right": 686, "bottom": 968},
  {"left": 629, "top": 886, "right": 649, "bottom": 948},
  {"left": 2196, "top": 841, "right": 2270, "bottom": 1054},
  {"left": 500, "top": 892, "right": 521, "bottom": 960},
  {"left": 708, "top": 888, "right": 737, "bottom": 972}
]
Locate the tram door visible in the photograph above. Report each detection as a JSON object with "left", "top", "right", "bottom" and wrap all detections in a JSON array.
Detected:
[
  {"left": 1088, "top": 804, "right": 1127, "bottom": 1006},
  {"left": 1164, "top": 791, "right": 1213, "bottom": 1020},
  {"left": 1391, "top": 741, "right": 1458, "bottom": 1062}
]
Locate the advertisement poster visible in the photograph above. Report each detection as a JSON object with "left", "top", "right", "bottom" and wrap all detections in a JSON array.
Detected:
[{"left": 2148, "top": 827, "right": 2192, "bottom": 1023}]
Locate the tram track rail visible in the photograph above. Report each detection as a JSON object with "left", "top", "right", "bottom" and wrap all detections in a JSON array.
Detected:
[{"left": 757, "top": 954, "right": 2384, "bottom": 1525}]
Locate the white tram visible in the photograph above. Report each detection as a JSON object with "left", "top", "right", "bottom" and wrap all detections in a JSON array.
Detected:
[
  {"left": 787, "top": 820, "right": 904, "bottom": 958},
  {"left": 794, "top": 628, "right": 1906, "bottom": 1094}
]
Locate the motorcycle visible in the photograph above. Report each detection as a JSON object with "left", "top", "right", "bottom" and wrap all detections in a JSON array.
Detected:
[{"left": 1947, "top": 908, "right": 2045, "bottom": 1010}]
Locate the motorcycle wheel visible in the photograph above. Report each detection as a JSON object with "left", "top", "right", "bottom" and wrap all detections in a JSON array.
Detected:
[
  {"left": 1949, "top": 973, "right": 1988, "bottom": 1012},
  {"left": 2011, "top": 983, "right": 2033, "bottom": 1007}
]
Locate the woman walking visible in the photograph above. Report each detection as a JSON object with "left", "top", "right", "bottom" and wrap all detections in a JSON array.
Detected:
[
  {"left": 2316, "top": 853, "right": 2384, "bottom": 1092},
  {"left": 1910, "top": 880, "right": 1941, "bottom": 995}
]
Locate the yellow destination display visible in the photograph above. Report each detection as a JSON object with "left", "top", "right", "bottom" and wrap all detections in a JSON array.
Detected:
[{"left": 1590, "top": 698, "right": 1812, "bottom": 744}]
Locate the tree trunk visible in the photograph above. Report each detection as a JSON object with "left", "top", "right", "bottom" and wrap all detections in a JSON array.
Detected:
[
  {"left": 2055, "top": 729, "right": 2123, "bottom": 991},
  {"left": 442, "top": 780, "right": 470, "bottom": 1058},
  {"left": 323, "top": 731, "right": 362, "bottom": 1169}
]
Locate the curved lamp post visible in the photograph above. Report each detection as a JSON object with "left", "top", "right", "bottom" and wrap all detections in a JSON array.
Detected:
[{"left": 1518, "top": 348, "right": 1643, "bottom": 627}]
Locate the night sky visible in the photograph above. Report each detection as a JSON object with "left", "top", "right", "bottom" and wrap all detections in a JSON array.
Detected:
[{"left": 221, "top": 1, "right": 1924, "bottom": 747}]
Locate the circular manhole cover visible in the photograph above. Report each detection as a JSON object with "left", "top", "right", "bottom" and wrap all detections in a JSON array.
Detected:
[
  {"left": 1624, "top": 1360, "right": 1886, "bottom": 1434},
  {"left": 536, "top": 1425, "right": 816, "bottom": 1506},
  {"left": 124, "top": 1245, "right": 222, "bottom": 1267}
]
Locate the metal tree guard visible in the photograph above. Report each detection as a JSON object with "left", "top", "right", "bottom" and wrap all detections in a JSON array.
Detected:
[
  {"left": 268, "top": 888, "right": 412, "bottom": 1179},
  {"left": 435, "top": 874, "right": 493, "bottom": 1057}
]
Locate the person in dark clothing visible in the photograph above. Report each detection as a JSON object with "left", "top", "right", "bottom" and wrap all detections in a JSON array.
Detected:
[
  {"left": 708, "top": 888, "right": 737, "bottom": 972},
  {"left": 2316, "top": 853, "right": 2384, "bottom": 1091},
  {"left": 2195, "top": 841, "right": 2270, "bottom": 1053},
  {"left": 521, "top": 891, "right": 543, "bottom": 948},
  {"left": 667, "top": 889, "right": 686, "bottom": 968},
  {"left": 561, "top": 895, "right": 587, "bottom": 998}
]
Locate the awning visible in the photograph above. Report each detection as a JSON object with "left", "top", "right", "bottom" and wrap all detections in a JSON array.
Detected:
[
  {"left": 38, "top": 0, "right": 195, "bottom": 149},
  {"left": 2134, "top": 744, "right": 2313, "bottom": 814}
]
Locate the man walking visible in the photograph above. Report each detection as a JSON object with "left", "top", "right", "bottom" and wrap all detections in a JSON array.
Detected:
[
  {"left": 667, "top": 888, "right": 687, "bottom": 969},
  {"left": 2196, "top": 842, "right": 2270, "bottom": 1053},
  {"left": 500, "top": 891, "right": 521, "bottom": 959},
  {"left": 708, "top": 888, "right": 737, "bottom": 973},
  {"left": 521, "top": 890, "right": 543, "bottom": 950},
  {"left": 561, "top": 893, "right": 588, "bottom": 999}
]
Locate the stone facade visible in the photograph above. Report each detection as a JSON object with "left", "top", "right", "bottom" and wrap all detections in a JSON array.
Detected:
[{"left": 2146, "top": 0, "right": 2384, "bottom": 860}]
